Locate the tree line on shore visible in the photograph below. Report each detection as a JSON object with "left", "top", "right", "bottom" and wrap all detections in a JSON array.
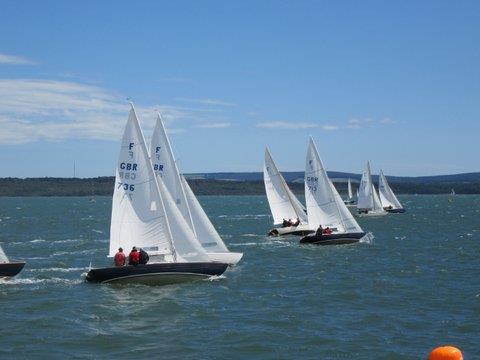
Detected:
[{"left": 0, "top": 177, "right": 478, "bottom": 197}]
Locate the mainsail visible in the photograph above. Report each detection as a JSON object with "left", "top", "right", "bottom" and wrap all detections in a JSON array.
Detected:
[
  {"left": 264, "top": 148, "right": 307, "bottom": 225},
  {"left": 150, "top": 114, "right": 196, "bottom": 235},
  {"left": 378, "top": 170, "right": 403, "bottom": 210},
  {"left": 357, "top": 161, "right": 385, "bottom": 213},
  {"left": 109, "top": 108, "right": 175, "bottom": 258},
  {"left": 305, "top": 138, "right": 363, "bottom": 233},
  {"left": 347, "top": 178, "right": 353, "bottom": 200}
]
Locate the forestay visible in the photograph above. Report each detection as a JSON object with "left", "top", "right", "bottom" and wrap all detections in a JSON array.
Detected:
[
  {"left": 150, "top": 114, "right": 196, "bottom": 235},
  {"left": 264, "top": 148, "right": 307, "bottom": 225},
  {"left": 109, "top": 108, "right": 174, "bottom": 258},
  {"left": 379, "top": 170, "right": 403, "bottom": 209},
  {"left": 305, "top": 138, "right": 363, "bottom": 233},
  {"left": 181, "top": 175, "right": 229, "bottom": 253}
]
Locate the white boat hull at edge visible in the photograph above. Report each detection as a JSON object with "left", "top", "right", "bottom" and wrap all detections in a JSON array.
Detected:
[{"left": 207, "top": 252, "right": 243, "bottom": 265}]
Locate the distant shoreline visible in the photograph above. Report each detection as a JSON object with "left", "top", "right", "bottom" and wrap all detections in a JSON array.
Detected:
[{"left": 0, "top": 177, "right": 479, "bottom": 196}]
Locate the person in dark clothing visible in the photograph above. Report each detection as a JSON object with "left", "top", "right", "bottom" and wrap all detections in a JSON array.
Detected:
[
  {"left": 293, "top": 218, "right": 300, "bottom": 227},
  {"left": 128, "top": 246, "right": 140, "bottom": 266},
  {"left": 139, "top": 248, "right": 149, "bottom": 265},
  {"left": 315, "top": 225, "right": 324, "bottom": 237},
  {"left": 282, "top": 219, "right": 289, "bottom": 227}
]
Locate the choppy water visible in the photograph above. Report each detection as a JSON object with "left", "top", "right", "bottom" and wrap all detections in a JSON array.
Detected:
[{"left": 0, "top": 195, "right": 479, "bottom": 359}]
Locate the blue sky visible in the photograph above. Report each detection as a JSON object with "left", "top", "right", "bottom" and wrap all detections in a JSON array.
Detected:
[{"left": 0, "top": 0, "right": 478, "bottom": 177}]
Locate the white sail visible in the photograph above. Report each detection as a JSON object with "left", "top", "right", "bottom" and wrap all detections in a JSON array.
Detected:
[
  {"left": 157, "top": 176, "right": 210, "bottom": 262},
  {"left": 181, "top": 175, "right": 229, "bottom": 253},
  {"left": 0, "top": 244, "right": 9, "bottom": 263},
  {"left": 378, "top": 170, "right": 403, "bottom": 209},
  {"left": 150, "top": 114, "right": 196, "bottom": 235},
  {"left": 264, "top": 148, "right": 307, "bottom": 225},
  {"left": 109, "top": 107, "right": 174, "bottom": 258},
  {"left": 305, "top": 138, "right": 363, "bottom": 233},
  {"left": 357, "top": 162, "right": 386, "bottom": 214},
  {"left": 347, "top": 178, "right": 353, "bottom": 200}
]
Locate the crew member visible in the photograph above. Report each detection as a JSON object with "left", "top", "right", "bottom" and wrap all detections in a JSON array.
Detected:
[
  {"left": 139, "top": 248, "right": 149, "bottom": 265},
  {"left": 128, "top": 246, "right": 140, "bottom": 266},
  {"left": 323, "top": 227, "right": 333, "bottom": 235},
  {"left": 114, "top": 247, "right": 126, "bottom": 267},
  {"left": 315, "top": 225, "right": 324, "bottom": 236}
]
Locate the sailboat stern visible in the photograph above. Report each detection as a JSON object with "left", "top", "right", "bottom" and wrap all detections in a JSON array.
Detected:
[{"left": 207, "top": 252, "right": 243, "bottom": 265}]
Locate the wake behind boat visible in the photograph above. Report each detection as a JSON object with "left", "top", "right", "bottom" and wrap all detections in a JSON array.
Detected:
[
  {"left": 86, "top": 106, "right": 228, "bottom": 285},
  {"left": 0, "top": 244, "right": 25, "bottom": 278},
  {"left": 300, "top": 138, "right": 366, "bottom": 246},
  {"left": 264, "top": 148, "right": 314, "bottom": 237}
]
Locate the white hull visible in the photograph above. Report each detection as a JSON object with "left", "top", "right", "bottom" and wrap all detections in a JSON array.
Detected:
[
  {"left": 269, "top": 223, "right": 315, "bottom": 236},
  {"left": 207, "top": 252, "right": 243, "bottom": 265},
  {"left": 357, "top": 211, "right": 388, "bottom": 217}
]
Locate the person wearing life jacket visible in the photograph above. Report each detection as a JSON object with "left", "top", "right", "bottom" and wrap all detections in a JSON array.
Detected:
[
  {"left": 323, "top": 227, "right": 333, "bottom": 235},
  {"left": 114, "top": 247, "right": 126, "bottom": 267},
  {"left": 128, "top": 246, "right": 140, "bottom": 266},
  {"left": 139, "top": 248, "right": 149, "bottom": 265}
]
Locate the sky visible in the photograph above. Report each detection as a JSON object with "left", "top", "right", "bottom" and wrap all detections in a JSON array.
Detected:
[{"left": 0, "top": 0, "right": 478, "bottom": 178}]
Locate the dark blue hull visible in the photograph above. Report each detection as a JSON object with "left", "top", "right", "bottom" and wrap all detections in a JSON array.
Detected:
[
  {"left": 300, "top": 232, "right": 366, "bottom": 245},
  {"left": 86, "top": 262, "right": 228, "bottom": 285},
  {"left": 386, "top": 208, "right": 406, "bottom": 213},
  {"left": 0, "top": 262, "right": 26, "bottom": 277}
]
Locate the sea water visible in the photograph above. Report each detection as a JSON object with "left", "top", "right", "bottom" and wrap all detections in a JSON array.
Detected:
[{"left": 0, "top": 195, "right": 479, "bottom": 359}]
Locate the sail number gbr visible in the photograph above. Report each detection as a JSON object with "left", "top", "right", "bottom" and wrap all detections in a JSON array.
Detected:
[
  {"left": 118, "top": 162, "right": 138, "bottom": 192},
  {"left": 306, "top": 176, "right": 318, "bottom": 192}
]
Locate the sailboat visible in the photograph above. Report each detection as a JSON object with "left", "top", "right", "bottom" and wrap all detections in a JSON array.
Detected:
[
  {"left": 343, "top": 178, "right": 356, "bottom": 206},
  {"left": 150, "top": 114, "right": 242, "bottom": 265},
  {"left": 378, "top": 170, "right": 405, "bottom": 213},
  {"left": 0, "top": 244, "right": 25, "bottom": 278},
  {"left": 86, "top": 106, "right": 228, "bottom": 284},
  {"left": 357, "top": 162, "right": 387, "bottom": 216},
  {"left": 300, "top": 138, "right": 365, "bottom": 245},
  {"left": 264, "top": 148, "right": 313, "bottom": 236}
]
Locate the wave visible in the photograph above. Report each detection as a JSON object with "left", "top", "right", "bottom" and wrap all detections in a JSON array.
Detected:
[
  {"left": 360, "top": 232, "right": 375, "bottom": 244},
  {"left": 0, "top": 277, "right": 83, "bottom": 286},
  {"left": 29, "top": 267, "right": 88, "bottom": 273}
]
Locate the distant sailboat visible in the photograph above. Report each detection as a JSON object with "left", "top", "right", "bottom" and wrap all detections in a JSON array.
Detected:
[
  {"left": 344, "top": 178, "right": 356, "bottom": 206},
  {"left": 264, "top": 148, "right": 313, "bottom": 236},
  {"left": 378, "top": 170, "right": 405, "bottom": 213},
  {"left": 300, "top": 138, "right": 365, "bottom": 245},
  {"left": 357, "top": 162, "right": 387, "bottom": 216},
  {"left": 150, "top": 114, "right": 242, "bottom": 265},
  {"left": 0, "top": 243, "right": 25, "bottom": 278},
  {"left": 86, "top": 106, "right": 227, "bottom": 284}
]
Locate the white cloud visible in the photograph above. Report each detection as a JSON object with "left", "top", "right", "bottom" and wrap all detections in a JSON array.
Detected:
[
  {"left": 175, "top": 97, "right": 236, "bottom": 107},
  {"left": 256, "top": 121, "right": 319, "bottom": 129},
  {"left": 347, "top": 117, "right": 395, "bottom": 129},
  {"left": 0, "top": 79, "right": 193, "bottom": 144},
  {"left": 0, "top": 54, "right": 37, "bottom": 65},
  {"left": 196, "top": 122, "right": 231, "bottom": 129},
  {"left": 322, "top": 125, "right": 339, "bottom": 131}
]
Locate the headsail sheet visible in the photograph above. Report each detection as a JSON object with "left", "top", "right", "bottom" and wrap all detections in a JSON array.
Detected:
[
  {"left": 264, "top": 148, "right": 307, "bottom": 225},
  {"left": 305, "top": 138, "right": 363, "bottom": 233}
]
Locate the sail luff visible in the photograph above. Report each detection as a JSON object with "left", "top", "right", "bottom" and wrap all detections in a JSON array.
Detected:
[{"left": 379, "top": 170, "right": 403, "bottom": 209}]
